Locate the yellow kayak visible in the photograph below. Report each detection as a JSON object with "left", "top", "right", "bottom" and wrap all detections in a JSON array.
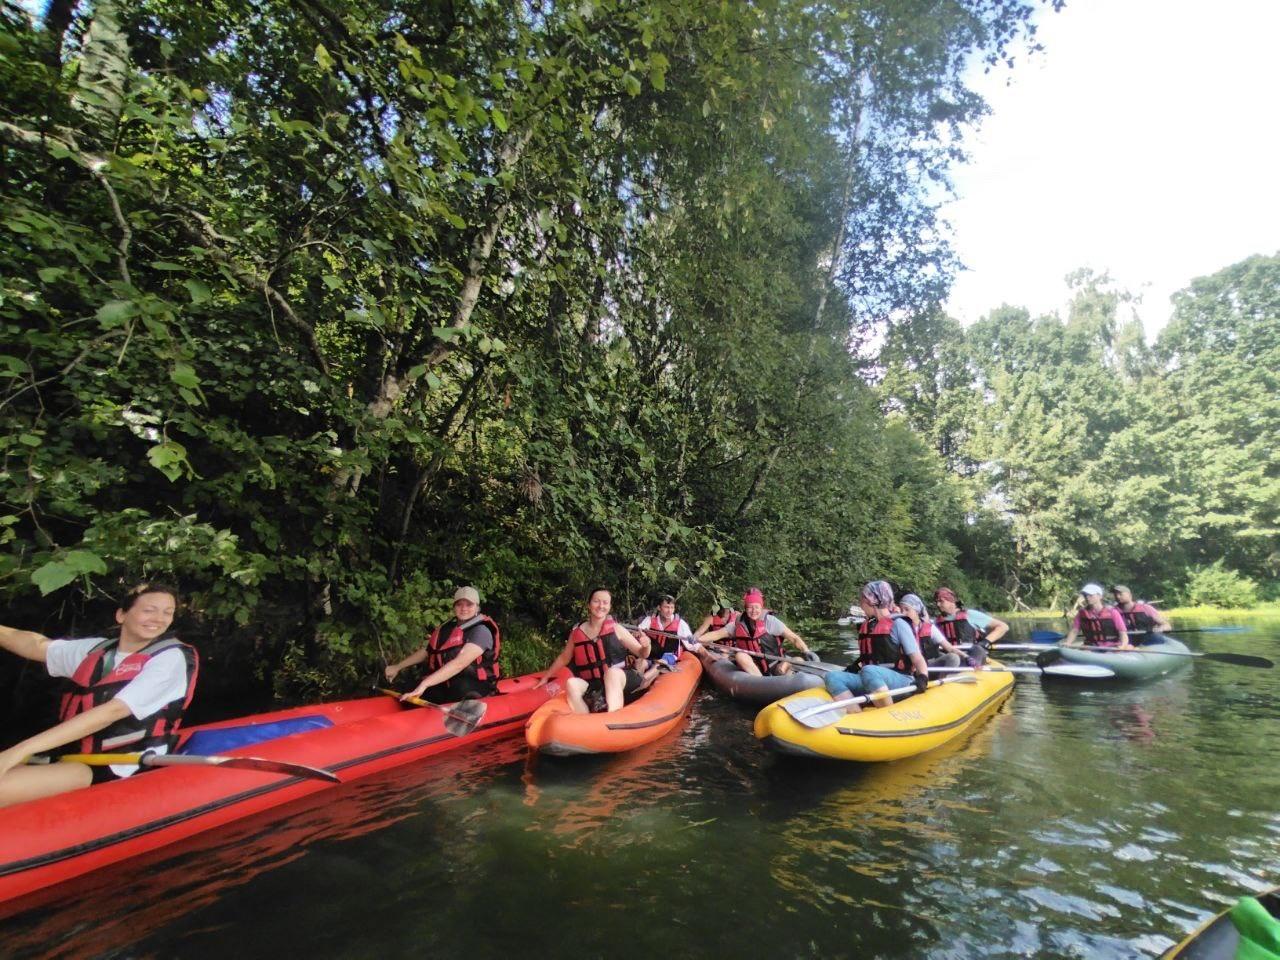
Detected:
[{"left": 753, "top": 664, "right": 1014, "bottom": 761}]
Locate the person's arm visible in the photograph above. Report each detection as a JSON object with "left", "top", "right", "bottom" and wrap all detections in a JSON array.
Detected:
[
  {"left": 1144, "top": 604, "right": 1172, "bottom": 633},
  {"left": 931, "top": 624, "right": 960, "bottom": 655},
  {"left": 982, "top": 616, "right": 1008, "bottom": 645},
  {"left": 778, "top": 624, "right": 811, "bottom": 655},
  {"left": 535, "top": 639, "right": 574, "bottom": 687},
  {"left": 385, "top": 646, "right": 428, "bottom": 682},
  {"left": 1114, "top": 610, "right": 1131, "bottom": 649},
  {"left": 0, "top": 625, "right": 53, "bottom": 663},
  {"left": 0, "top": 700, "right": 132, "bottom": 779},
  {"left": 614, "top": 623, "right": 650, "bottom": 659},
  {"left": 403, "top": 643, "right": 484, "bottom": 700},
  {"left": 693, "top": 615, "right": 715, "bottom": 639},
  {"left": 1062, "top": 612, "right": 1083, "bottom": 646}
]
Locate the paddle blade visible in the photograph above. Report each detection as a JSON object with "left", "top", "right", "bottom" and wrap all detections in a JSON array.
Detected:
[
  {"left": 442, "top": 699, "right": 487, "bottom": 736},
  {"left": 1039, "top": 663, "right": 1116, "bottom": 679},
  {"left": 1030, "top": 629, "right": 1067, "bottom": 643},
  {"left": 779, "top": 696, "right": 840, "bottom": 729},
  {"left": 1203, "top": 652, "right": 1273, "bottom": 668}
]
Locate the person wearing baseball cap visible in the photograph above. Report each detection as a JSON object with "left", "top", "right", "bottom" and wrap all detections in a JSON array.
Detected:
[
  {"left": 1061, "top": 582, "right": 1130, "bottom": 649},
  {"left": 389, "top": 586, "right": 504, "bottom": 703},
  {"left": 1110, "top": 585, "right": 1172, "bottom": 640},
  {"left": 932, "top": 587, "right": 1008, "bottom": 667},
  {"left": 697, "top": 587, "right": 817, "bottom": 676}
]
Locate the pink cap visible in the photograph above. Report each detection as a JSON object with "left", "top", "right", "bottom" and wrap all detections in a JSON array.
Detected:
[{"left": 742, "top": 587, "right": 765, "bottom": 605}]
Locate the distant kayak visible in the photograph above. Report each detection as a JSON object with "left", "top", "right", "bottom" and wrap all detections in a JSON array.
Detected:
[
  {"left": 836, "top": 616, "right": 866, "bottom": 627},
  {"left": 1041, "top": 636, "right": 1193, "bottom": 681},
  {"left": 703, "top": 656, "right": 822, "bottom": 706},
  {"left": 1162, "top": 886, "right": 1280, "bottom": 958},
  {"left": 524, "top": 655, "right": 702, "bottom": 756},
  {"left": 753, "top": 663, "right": 1014, "bottom": 762}
]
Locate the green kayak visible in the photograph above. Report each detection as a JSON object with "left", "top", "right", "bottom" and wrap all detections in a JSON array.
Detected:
[
  {"left": 1039, "top": 635, "right": 1192, "bottom": 680},
  {"left": 1163, "top": 887, "right": 1280, "bottom": 959}
]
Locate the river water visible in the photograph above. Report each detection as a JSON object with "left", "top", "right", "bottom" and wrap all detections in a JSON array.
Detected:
[{"left": 7, "top": 618, "right": 1278, "bottom": 959}]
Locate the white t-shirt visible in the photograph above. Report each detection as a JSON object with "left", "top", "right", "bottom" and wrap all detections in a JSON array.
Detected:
[{"left": 47, "top": 636, "right": 190, "bottom": 776}]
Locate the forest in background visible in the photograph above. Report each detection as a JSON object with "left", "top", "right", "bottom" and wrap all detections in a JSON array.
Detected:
[{"left": 1, "top": 1, "right": 1275, "bottom": 704}]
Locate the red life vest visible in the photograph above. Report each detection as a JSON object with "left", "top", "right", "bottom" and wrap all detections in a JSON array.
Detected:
[
  {"left": 425, "top": 615, "right": 502, "bottom": 683},
  {"left": 730, "top": 613, "right": 781, "bottom": 673},
  {"left": 936, "top": 609, "right": 979, "bottom": 646},
  {"left": 59, "top": 636, "right": 199, "bottom": 754},
  {"left": 858, "top": 616, "right": 908, "bottom": 671},
  {"left": 1118, "top": 602, "right": 1157, "bottom": 633},
  {"left": 644, "top": 615, "right": 686, "bottom": 660},
  {"left": 569, "top": 618, "right": 625, "bottom": 683},
  {"left": 1079, "top": 607, "right": 1122, "bottom": 645},
  {"left": 711, "top": 609, "right": 739, "bottom": 631}
]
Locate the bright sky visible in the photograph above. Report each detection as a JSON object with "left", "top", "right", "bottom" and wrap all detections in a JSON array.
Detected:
[{"left": 944, "top": 0, "right": 1280, "bottom": 337}]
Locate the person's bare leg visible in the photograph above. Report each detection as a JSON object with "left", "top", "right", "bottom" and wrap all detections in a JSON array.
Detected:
[{"left": 0, "top": 762, "right": 94, "bottom": 809}]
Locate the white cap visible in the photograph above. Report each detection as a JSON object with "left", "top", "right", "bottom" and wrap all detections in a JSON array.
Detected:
[{"left": 1081, "top": 582, "right": 1104, "bottom": 596}]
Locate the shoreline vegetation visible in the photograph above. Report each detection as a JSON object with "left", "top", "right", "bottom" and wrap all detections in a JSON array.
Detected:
[{"left": 1, "top": 4, "right": 1276, "bottom": 701}]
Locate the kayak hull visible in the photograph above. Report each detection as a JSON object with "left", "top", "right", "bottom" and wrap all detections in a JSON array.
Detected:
[
  {"left": 0, "top": 672, "right": 559, "bottom": 910},
  {"left": 524, "top": 656, "right": 702, "bottom": 755},
  {"left": 753, "top": 664, "right": 1014, "bottom": 762},
  {"left": 1048, "top": 636, "right": 1192, "bottom": 680},
  {"left": 1162, "top": 887, "right": 1280, "bottom": 958},
  {"left": 703, "top": 657, "right": 823, "bottom": 706}
]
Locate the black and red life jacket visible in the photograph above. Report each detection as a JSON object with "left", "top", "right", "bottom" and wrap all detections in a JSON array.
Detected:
[
  {"left": 916, "top": 619, "right": 943, "bottom": 660},
  {"left": 858, "top": 615, "right": 910, "bottom": 671},
  {"left": 425, "top": 615, "right": 502, "bottom": 684},
  {"left": 710, "top": 609, "right": 739, "bottom": 631},
  {"left": 1118, "top": 603, "right": 1157, "bottom": 633},
  {"left": 569, "top": 618, "right": 626, "bottom": 683},
  {"left": 643, "top": 615, "right": 686, "bottom": 660},
  {"left": 936, "top": 609, "right": 980, "bottom": 646},
  {"left": 1079, "top": 607, "right": 1122, "bottom": 645},
  {"left": 59, "top": 636, "right": 199, "bottom": 754},
  {"left": 730, "top": 613, "right": 781, "bottom": 673}
]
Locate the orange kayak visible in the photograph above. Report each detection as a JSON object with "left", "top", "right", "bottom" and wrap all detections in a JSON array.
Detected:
[{"left": 524, "top": 656, "right": 702, "bottom": 755}]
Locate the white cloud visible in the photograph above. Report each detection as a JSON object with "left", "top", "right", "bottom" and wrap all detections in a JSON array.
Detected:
[{"left": 944, "top": 0, "right": 1280, "bottom": 337}]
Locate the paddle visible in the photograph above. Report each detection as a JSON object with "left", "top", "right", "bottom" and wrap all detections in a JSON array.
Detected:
[
  {"left": 1026, "top": 632, "right": 1272, "bottom": 668},
  {"left": 47, "top": 750, "right": 340, "bottom": 782},
  {"left": 377, "top": 687, "right": 487, "bottom": 736},
  {"left": 928, "top": 663, "right": 1115, "bottom": 679},
  {"left": 703, "top": 641, "right": 835, "bottom": 675},
  {"left": 780, "top": 675, "right": 980, "bottom": 728}
]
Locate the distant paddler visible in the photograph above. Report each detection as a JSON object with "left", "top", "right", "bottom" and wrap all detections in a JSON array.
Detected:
[
  {"left": 389, "top": 585, "right": 502, "bottom": 704},
  {"left": 898, "top": 593, "right": 963, "bottom": 668},
  {"left": 1061, "top": 583, "right": 1131, "bottom": 649},
  {"left": 932, "top": 587, "right": 1008, "bottom": 667},
  {"left": 693, "top": 600, "right": 739, "bottom": 639},
  {"left": 0, "top": 582, "right": 196, "bottom": 808},
  {"left": 534, "top": 588, "right": 652, "bottom": 714},
  {"left": 820, "top": 580, "right": 930, "bottom": 713},
  {"left": 699, "top": 588, "right": 816, "bottom": 676},
  {"left": 1110, "top": 585, "right": 1172, "bottom": 641}
]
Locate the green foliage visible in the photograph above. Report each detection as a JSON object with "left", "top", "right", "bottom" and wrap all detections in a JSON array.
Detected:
[
  {"left": 0, "top": 0, "right": 1043, "bottom": 698},
  {"left": 1183, "top": 561, "right": 1259, "bottom": 609}
]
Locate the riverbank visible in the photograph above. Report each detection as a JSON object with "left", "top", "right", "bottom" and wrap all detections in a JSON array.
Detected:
[{"left": 997, "top": 602, "right": 1280, "bottom": 620}]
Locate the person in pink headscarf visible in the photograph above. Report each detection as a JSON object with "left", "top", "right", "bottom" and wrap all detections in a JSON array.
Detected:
[
  {"left": 821, "top": 580, "right": 931, "bottom": 714},
  {"left": 698, "top": 587, "right": 816, "bottom": 676}
]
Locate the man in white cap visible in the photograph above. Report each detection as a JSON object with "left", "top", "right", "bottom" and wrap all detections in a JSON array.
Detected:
[
  {"left": 387, "top": 586, "right": 503, "bottom": 702},
  {"left": 1061, "top": 583, "right": 1131, "bottom": 649}
]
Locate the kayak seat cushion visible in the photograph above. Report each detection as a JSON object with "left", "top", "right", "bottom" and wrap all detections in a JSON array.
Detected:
[{"left": 178, "top": 715, "right": 334, "bottom": 755}]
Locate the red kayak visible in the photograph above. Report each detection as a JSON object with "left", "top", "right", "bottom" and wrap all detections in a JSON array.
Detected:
[{"left": 0, "top": 671, "right": 562, "bottom": 911}]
